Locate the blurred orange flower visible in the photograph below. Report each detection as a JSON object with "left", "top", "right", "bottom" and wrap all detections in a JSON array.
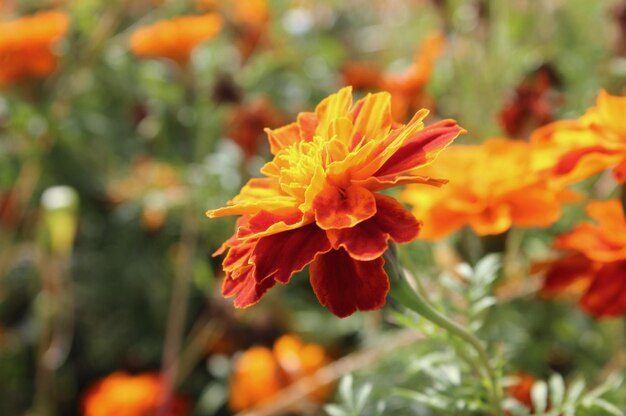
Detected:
[
  {"left": 129, "top": 13, "right": 222, "bottom": 64},
  {"left": 226, "top": 98, "right": 285, "bottom": 160},
  {"left": 531, "top": 90, "right": 626, "bottom": 184},
  {"left": 401, "top": 138, "right": 578, "bottom": 239},
  {"left": 540, "top": 199, "right": 626, "bottom": 318},
  {"left": 208, "top": 87, "right": 464, "bottom": 317},
  {"left": 382, "top": 32, "right": 445, "bottom": 121},
  {"left": 229, "top": 335, "right": 331, "bottom": 412},
  {"left": 0, "top": 11, "right": 69, "bottom": 86},
  {"left": 108, "top": 159, "right": 187, "bottom": 231},
  {"left": 345, "top": 33, "right": 444, "bottom": 122},
  {"left": 82, "top": 372, "right": 189, "bottom": 416}
]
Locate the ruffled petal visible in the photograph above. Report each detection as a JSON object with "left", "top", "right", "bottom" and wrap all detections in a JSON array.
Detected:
[
  {"left": 539, "top": 253, "right": 595, "bottom": 296},
  {"left": 327, "top": 194, "right": 420, "bottom": 260},
  {"left": 313, "top": 185, "right": 377, "bottom": 230},
  {"left": 265, "top": 122, "right": 301, "bottom": 155},
  {"left": 222, "top": 266, "right": 277, "bottom": 308},
  {"left": 580, "top": 261, "right": 626, "bottom": 318},
  {"left": 309, "top": 249, "right": 389, "bottom": 317},
  {"left": 374, "top": 119, "right": 463, "bottom": 177},
  {"left": 252, "top": 223, "right": 331, "bottom": 283}
]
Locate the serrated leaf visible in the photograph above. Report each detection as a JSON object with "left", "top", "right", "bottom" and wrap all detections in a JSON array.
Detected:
[
  {"left": 469, "top": 296, "right": 497, "bottom": 316},
  {"left": 338, "top": 375, "right": 354, "bottom": 410},
  {"left": 325, "top": 404, "right": 350, "bottom": 416},
  {"left": 392, "top": 388, "right": 449, "bottom": 410},
  {"left": 585, "top": 398, "right": 625, "bottom": 416},
  {"left": 565, "top": 378, "right": 586, "bottom": 405},
  {"left": 355, "top": 383, "right": 373, "bottom": 412},
  {"left": 531, "top": 380, "right": 548, "bottom": 414},
  {"left": 548, "top": 373, "right": 565, "bottom": 408},
  {"left": 472, "top": 254, "right": 501, "bottom": 286}
]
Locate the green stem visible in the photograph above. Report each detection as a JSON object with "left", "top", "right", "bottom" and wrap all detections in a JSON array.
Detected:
[{"left": 386, "top": 251, "right": 503, "bottom": 415}]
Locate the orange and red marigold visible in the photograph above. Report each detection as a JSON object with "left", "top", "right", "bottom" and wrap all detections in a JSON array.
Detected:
[
  {"left": 531, "top": 90, "right": 626, "bottom": 184},
  {"left": 540, "top": 199, "right": 626, "bottom": 318},
  {"left": 0, "top": 11, "right": 69, "bottom": 86},
  {"left": 207, "top": 87, "right": 464, "bottom": 317}
]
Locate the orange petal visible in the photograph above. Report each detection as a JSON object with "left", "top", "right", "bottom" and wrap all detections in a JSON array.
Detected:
[
  {"left": 309, "top": 249, "right": 389, "bottom": 317},
  {"left": 237, "top": 209, "right": 308, "bottom": 239},
  {"left": 252, "top": 223, "right": 331, "bottom": 283},
  {"left": 327, "top": 194, "right": 420, "bottom": 260},
  {"left": 313, "top": 185, "right": 377, "bottom": 230},
  {"left": 375, "top": 120, "right": 463, "bottom": 176},
  {"left": 579, "top": 261, "right": 626, "bottom": 318},
  {"left": 265, "top": 122, "right": 301, "bottom": 154},
  {"left": 470, "top": 203, "right": 512, "bottom": 236}
]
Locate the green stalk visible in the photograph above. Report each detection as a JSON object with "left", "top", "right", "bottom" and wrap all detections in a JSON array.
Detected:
[{"left": 386, "top": 250, "right": 503, "bottom": 415}]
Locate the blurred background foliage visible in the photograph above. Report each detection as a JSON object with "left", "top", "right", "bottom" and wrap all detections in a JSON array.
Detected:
[{"left": 1, "top": 0, "right": 626, "bottom": 415}]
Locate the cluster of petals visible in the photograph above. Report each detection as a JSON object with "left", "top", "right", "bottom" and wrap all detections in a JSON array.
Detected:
[
  {"left": 343, "top": 32, "right": 444, "bottom": 121},
  {"left": 0, "top": 11, "right": 69, "bottom": 86},
  {"left": 81, "top": 372, "right": 189, "bottom": 416},
  {"left": 401, "top": 138, "right": 578, "bottom": 239},
  {"left": 540, "top": 199, "right": 626, "bottom": 318},
  {"left": 129, "top": 13, "right": 222, "bottom": 64},
  {"left": 208, "top": 86, "right": 464, "bottom": 317},
  {"left": 229, "top": 335, "right": 331, "bottom": 411},
  {"left": 531, "top": 90, "right": 626, "bottom": 184}
]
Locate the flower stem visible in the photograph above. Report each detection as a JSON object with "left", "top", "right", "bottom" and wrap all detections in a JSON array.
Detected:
[{"left": 386, "top": 251, "right": 503, "bottom": 415}]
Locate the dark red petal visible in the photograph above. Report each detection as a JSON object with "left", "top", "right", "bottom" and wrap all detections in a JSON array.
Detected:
[
  {"left": 374, "top": 120, "right": 463, "bottom": 176},
  {"left": 222, "top": 267, "right": 277, "bottom": 308},
  {"left": 328, "top": 194, "right": 420, "bottom": 261},
  {"left": 540, "top": 253, "right": 594, "bottom": 295},
  {"left": 252, "top": 223, "right": 331, "bottom": 284},
  {"left": 580, "top": 261, "right": 626, "bottom": 318},
  {"left": 309, "top": 249, "right": 389, "bottom": 317}
]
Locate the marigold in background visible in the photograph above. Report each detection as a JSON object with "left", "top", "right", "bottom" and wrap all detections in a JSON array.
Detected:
[
  {"left": 0, "top": 11, "right": 69, "bottom": 86},
  {"left": 129, "top": 13, "right": 222, "bottom": 64},
  {"left": 531, "top": 90, "right": 626, "bottom": 184},
  {"left": 343, "top": 32, "right": 444, "bottom": 121},
  {"left": 82, "top": 372, "right": 189, "bottom": 416},
  {"left": 506, "top": 372, "right": 536, "bottom": 410},
  {"left": 401, "top": 138, "right": 577, "bottom": 239},
  {"left": 540, "top": 199, "right": 626, "bottom": 318},
  {"left": 207, "top": 86, "right": 464, "bottom": 317},
  {"left": 229, "top": 335, "right": 331, "bottom": 412}
]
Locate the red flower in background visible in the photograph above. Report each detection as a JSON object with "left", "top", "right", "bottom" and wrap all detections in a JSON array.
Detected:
[
  {"left": 226, "top": 99, "right": 285, "bottom": 160},
  {"left": 498, "top": 64, "right": 562, "bottom": 138},
  {"left": 540, "top": 199, "right": 626, "bottom": 318},
  {"left": 208, "top": 87, "right": 464, "bottom": 317}
]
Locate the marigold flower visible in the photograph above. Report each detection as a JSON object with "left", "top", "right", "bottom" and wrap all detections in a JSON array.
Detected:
[
  {"left": 129, "top": 14, "right": 222, "bottom": 64},
  {"left": 0, "top": 11, "right": 69, "bottom": 86},
  {"left": 531, "top": 90, "right": 626, "bottom": 184},
  {"left": 208, "top": 86, "right": 464, "bottom": 317},
  {"left": 540, "top": 199, "right": 626, "bottom": 318},
  {"left": 229, "top": 335, "right": 331, "bottom": 411},
  {"left": 401, "top": 138, "right": 578, "bottom": 239},
  {"left": 81, "top": 372, "right": 189, "bottom": 416}
]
